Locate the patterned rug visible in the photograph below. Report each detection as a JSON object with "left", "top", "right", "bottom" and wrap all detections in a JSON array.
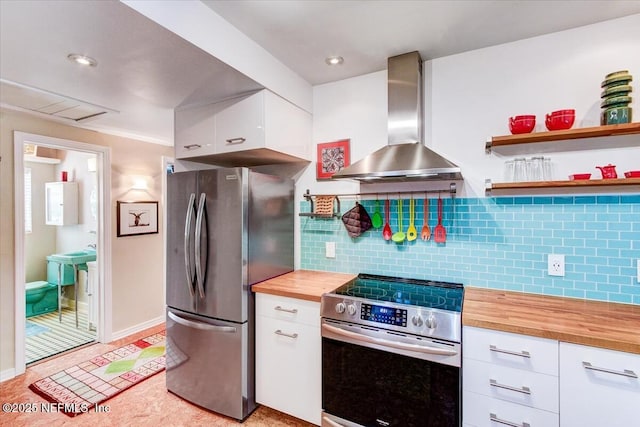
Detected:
[
  {"left": 25, "top": 320, "right": 49, "bottom": 337},
  {"left": 29, "top": 331, "right": 165, "bottom": 416}
]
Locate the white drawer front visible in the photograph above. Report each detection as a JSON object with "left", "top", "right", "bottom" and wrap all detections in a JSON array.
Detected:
[
  {"left": 463, "top": 358, "right": 559, "bottom": 413},
  {"left": 464, "top": 391, "right": 559, "bottom": 427},
  {"left": 464, "top": 327, "right": 558, "bottom": 376},
  {"left": 559, "top": 342, "right": 640, "bottom": 427},
  {"left": 256, "top": 316, "right": 321, "bottom": 425},
  {"left": 256, "top": 293, "right": 320, "bottom": 327}
]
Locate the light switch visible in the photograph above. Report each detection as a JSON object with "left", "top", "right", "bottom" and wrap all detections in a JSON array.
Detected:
[{"left": 325, "top": 242, "right": 336, "bottom": 258}]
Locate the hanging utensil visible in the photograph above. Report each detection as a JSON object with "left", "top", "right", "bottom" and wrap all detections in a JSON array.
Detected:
[
  {"left": 392, "top": 199, "right": 406, "bottom": 243},
  {"left": 407, "top": 196, "right": 417, "bottom": 241},
  {"left": 341, "top": 201, "right": 372, "bottom": 238},
  {"left": 371, "top": 196, "right": 383, "bottom": 229},
  {"left": 434, "top": 194, "right": 447, "bottom": 243},
  {"left": 421, "top": 197, "right": 431, "bottom": 241},
  {"left": 383, "top": 198, "right": 392, "bottom": 240}
]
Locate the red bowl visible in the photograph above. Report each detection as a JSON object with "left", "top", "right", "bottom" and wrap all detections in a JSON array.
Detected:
[
  {"left": 546, "top": 113, "right": 575, "bottom": 131},
  {"left": 550, "top": 109, "right": 575, "bottom": 117},
  {"left": 624, "top": 171, "right": 640, "bottom": 178},
  {"left": 509, "top": 115, "right": 536, "bottom": 134},
  {"left": 569, "top": 173, "right": 591, "bottom": 180}
]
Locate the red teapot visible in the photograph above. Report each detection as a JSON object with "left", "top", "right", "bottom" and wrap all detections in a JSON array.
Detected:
[{"left": 596, "top": 164, "right": 617, "bottom": 179}]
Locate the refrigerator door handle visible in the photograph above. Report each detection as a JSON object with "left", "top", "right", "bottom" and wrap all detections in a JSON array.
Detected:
[
  {"left": 168, "top": 311, "right": 237, "bottom": 333},
  {"left": 194, "top": 192, "right": 207, "bottom": 299},
  {"left": 184, "top": 193, "right": 196, "bottom": 297}
]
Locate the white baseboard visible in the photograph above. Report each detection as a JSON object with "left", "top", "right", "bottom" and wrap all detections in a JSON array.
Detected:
[
  {"left": 110, "top": 315, "right": 165, "bottom": 342},
  {"left": 1, "top": 368, "right": 17, "bottom": 383}
]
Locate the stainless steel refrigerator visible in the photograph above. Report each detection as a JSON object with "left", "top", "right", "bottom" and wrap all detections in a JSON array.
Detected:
[{"left": 165, "top": 167, "right": 293, "bottom": 421}]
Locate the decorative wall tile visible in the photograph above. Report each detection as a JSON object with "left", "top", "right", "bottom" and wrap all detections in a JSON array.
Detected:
[{"left": 300, "top": 196, "right": 640, "bottom": 305}]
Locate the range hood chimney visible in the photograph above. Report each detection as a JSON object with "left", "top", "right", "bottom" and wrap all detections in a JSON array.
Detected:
[{"left": 332, "top": 51, "right": 462, "bottom": 182}]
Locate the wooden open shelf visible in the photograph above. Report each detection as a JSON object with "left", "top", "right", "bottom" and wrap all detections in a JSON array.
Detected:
[
  {"left": 486, "top": 178, "right": 640, "bottom": 194},
  {"left": 486, "top": 122, "right": 640, "bottom": 151}
]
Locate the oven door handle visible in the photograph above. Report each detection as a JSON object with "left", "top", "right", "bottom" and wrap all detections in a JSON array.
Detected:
[{"left": 322, "top": 323, "right": 458, "bottom": 356}]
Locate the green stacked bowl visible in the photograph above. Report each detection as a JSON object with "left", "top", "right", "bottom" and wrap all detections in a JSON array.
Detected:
[{"left": 600, "top": 70, "right": 632, "bottom": 125}]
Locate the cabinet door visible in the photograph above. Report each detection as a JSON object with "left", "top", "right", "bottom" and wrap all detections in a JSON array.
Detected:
[
  {"left": 174, "top": 102, "right": 217, "bottom": 159},
  {"left": 215, "top": 91, "right": 264, "bottom": 154},
  {"left": 560, "top": 342, "right": 640, "bottom": 427},
  {"left": 45, "top": 182, "right": 78, "bottom": 226},
  {"left": 255, "top": 314, "right": 321, "bottom": 425}
]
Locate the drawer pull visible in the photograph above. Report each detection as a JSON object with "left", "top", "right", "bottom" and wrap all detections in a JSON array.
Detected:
[
  {"left": 490, "top": 345, "right": 531, "bottom": 358},
  {"left": 275, "top": 329, "right": 298, "bottom": 339},
  {"left": 274, "top": 305, "right": 298, "bottom": 314},
  {"left": 226, "top": 137, "right": 246, "bottom": 145},
  {"left": 582, "top": 361, "right": 638, "bottom": 378},
  {"left": 183, "top": 144, "right": 201, "bottom": 149},
  {"left": 489, "top": 379, "right": 531, "bottom": 394},
  {"left": 490, "top": 413, "right": 530, "bottom": 427}
]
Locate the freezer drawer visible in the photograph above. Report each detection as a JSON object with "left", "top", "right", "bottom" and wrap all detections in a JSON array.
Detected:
[{"left": 165, "top": 308, "right": 255, "bottom": 421}]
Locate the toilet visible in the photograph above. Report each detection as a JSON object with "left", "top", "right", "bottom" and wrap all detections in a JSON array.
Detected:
[{"left": 25, "top": 281, "right": 58, "bottom": 318}]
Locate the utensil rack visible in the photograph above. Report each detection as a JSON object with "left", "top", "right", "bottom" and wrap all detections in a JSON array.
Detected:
[{"left": 300, "top": 184, "right": 457, "bottom": 219}]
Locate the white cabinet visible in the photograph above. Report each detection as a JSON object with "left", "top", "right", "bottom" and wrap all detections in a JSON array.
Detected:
[
  {"left": 255, "top": 293, "right": 320, "bottom": 425},
  {"left": 559, "top": 342, "right": 640, "bottom": 427},
  {"left": 463, "top": 326, "right": 559, "bottom": 427},
  {"left": 175, "top": 89, "right": 311, "bottom": 163},
  {"left": 174, "top": 101, "right": 218, "bottom": 158},
  {"left": 45, "top": 182, "right": 78, "bottom": 226}
]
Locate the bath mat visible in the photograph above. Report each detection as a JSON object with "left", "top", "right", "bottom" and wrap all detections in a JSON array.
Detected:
[
  {"left": 25, "top": 321, "right": 49, "bottom": 337},
  {"left": 29, "top": 331, "right": 165, "bottom": 417}
]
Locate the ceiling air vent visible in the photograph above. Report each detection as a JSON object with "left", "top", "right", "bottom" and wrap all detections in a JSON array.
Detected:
[{"left": 0, "top": 79, "right": 117, "bottom": 122}]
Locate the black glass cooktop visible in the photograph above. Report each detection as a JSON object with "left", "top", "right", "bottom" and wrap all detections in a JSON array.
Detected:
[{"left": 333, "top": 274, "right": 464, "bottom": 312}]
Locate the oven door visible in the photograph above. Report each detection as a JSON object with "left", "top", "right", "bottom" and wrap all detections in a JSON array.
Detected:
[{"left": 321, "top": 319, "right": 461, "bottom": 427}]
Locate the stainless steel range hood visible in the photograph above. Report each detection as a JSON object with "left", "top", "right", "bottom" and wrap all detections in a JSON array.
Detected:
[{"left": 332, "top": 51, "right": 462, "bottom": 182}]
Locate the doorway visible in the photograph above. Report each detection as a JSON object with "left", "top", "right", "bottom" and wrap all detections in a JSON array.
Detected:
[{"left": 13, "top": 132, "right": 112, "bottom": 373}]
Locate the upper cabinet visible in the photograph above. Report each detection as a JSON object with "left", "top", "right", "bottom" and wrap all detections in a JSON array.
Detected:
[
  {"left": 175, "top": 89, "right": 311, "bottom": 166},
  {"left": 45, "top": 182, "right": 78, "bottom": 226},
  {"left": 485, "top": 123, "right": 640, "bottom": 195}
]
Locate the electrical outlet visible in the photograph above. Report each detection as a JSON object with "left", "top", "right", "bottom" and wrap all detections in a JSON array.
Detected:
[
  {"left": 325, "top": 242, "right": 336, "bottom": 258},
  {"left": 637, "top": 259, "right": 639, "bottom": 283},
  {"left": 548, "top": 254, "right": 565, "bottom": 277}
]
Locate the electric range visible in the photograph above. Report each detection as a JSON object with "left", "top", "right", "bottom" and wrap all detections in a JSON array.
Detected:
[{"left": 320, "top": 273, "right": 465, "bottom": 427}]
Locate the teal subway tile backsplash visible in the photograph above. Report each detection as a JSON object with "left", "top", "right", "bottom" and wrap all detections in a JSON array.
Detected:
[{"left": 300, "top": 195, "right": 640, "bottom": 305}]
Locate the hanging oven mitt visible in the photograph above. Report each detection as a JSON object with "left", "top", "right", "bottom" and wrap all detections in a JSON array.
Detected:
[{"left": 341, "top": 202, "right": 372, "bottom": 238}]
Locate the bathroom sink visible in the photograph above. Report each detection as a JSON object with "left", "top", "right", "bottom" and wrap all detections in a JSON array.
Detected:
[{"left": 47, "top": 249, "right": 96, "bottom": 265}]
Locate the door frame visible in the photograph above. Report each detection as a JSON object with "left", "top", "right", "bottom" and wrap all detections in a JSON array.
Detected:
[{"left": 13, "top": 131, "right": 112, "bottom": 375}]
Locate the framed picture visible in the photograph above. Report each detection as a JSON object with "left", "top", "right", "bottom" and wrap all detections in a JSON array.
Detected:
[
  {"left": 117, "top": 201, "right": 159, "bottom": 237},
  {"left": 316, "top": 139, "right": 350, "bottom": 180}
]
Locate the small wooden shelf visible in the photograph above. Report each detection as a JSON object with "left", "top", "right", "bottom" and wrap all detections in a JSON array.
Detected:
[
  {"left": 486, "top": 122, "right": 640, "bottom": 151},
  {"left": 486, "top": 178, "right": 640, "bottom": 194}
]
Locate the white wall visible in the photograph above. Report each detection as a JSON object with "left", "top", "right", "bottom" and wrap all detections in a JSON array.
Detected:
[
  {"left": 429, "top": 14, "right": 640, "bottom": 196},
  {"left": 54, "top": 151, "right": 97, "bottom": 253},
  {"left": 301, "top": 14, "right": 640, "bottom": 199}
]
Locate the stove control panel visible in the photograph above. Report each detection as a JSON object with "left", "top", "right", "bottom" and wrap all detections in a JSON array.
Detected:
[
  {"left": 321, "top": 294, "right": 462, "bottom": 342},
  {"left": 361, "top": 303, "right": 407, "bottom": 327}
]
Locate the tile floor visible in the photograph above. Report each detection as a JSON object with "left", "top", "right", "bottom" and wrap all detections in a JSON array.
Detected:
[{"left": 0, "top": 324, "right": 314, "bottom": 426}]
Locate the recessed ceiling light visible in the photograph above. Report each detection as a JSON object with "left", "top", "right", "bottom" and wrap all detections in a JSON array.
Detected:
[
  {"left": 67, "top": 53, "right": 97, "bottom": 67},
  {"left": 325, "top": 56, "right": 344, "bottom": 66}
]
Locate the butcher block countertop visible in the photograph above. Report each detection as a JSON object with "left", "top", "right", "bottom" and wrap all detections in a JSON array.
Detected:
[
  {"left": 252, "top": 270, "right": 357, "bottom": 303},
  {"left": 463, "top": 287, "right": 640, "bottom": 354}
]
